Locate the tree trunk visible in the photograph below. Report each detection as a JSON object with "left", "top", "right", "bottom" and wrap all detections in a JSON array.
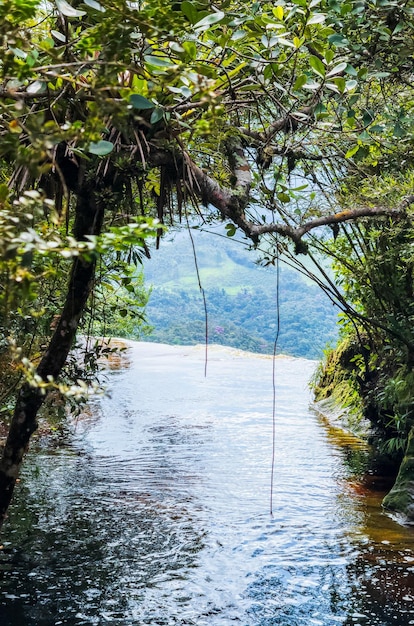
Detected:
[{"left": 0, "top": 182, "right": 105, "bottom": 526}]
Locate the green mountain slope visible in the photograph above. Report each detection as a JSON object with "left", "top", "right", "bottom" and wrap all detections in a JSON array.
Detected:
[{"left": 142, "top": 227, "right": 338, "bottom": 359}]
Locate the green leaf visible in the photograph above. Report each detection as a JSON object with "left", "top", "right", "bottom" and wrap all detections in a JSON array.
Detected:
[
  {"left": 232, "top": 29, "right": 247, "bottom": 42},
  {"left": 333, "top": 76, "right": 346, "bottom": 92},
  {"left": 194, "top": 11, "right": 225, "bottom": 30},
  {"left": 392, "top": 21, "right": 405, "bottom": 34},
  {"left": 129, "top": 94, "right": 155, "bottom": 110},
  {"left": 325, "top": 82, "right": 339, "bottom": 93},
  {"left": 370, "top": 125, "right": 384, "bottom": 133},
  {"left": 358, "top": 130, "right": 370, "bottom": 140},
  {"left": 309, "top": 55, "right": 326, "bottom": 77},
  {"left": 345, "top": 144, "right": 359, "bottom": 158},
  {"left": 307, "top": 13, "right": 326, "bottom": 24},
  {"left": 225, "top": 223, "right": 237, "bottom": 237},
  {"left": 345, "top": 64, "right": 358, "bottom": 76},
  {"left": 345, "top": 79, "right": 357, "bottom": 91},
  {"left": 277, "top": 192, "right": 291, "bottom": 203},
  {"left": 50, "top": 30, "right": 66, "bottom": 43},
  {"left": 292, "top": 74, "right": 307, "bottom": 91},
  {"left": 277, "top": 37, "right": 295, "bottom": 48},
  {"left": 263, "top": 64, "right": 273, "bottom": 81},
  {"left": 0, "top": 184, "right": 9, "bottom": 203},
  {"left": 302, "top": 80, "right": 321, "bottom": 90},
  {"left": 181, "top": 1, "right": 199, "bottom": 24},
  {"left": 393, "top": 123, "right": 406, "bottom": 138},
  {"left": 328, "top": 33, "right": 349, "bottom": 47},
  {"left": 273, "top": 5, "right": 284, "bottom": 19},
  {"left": 88, "top": 140, "right": 114, "bottom": 156},
  {"left": 326, "top": 62, "right": 347, "bottom": 77},
  {"left": 182, "top": 41, "right": 197, "bottom": 60},
  {"left": 370, "top": 71, "right": 391, "bottom": 79},
  {"left": 353, "top": 146, "right": 369, "bottom": 160},
  {"left": 150, "top": 107, "right": 164, "bottom": 124},
  {"left": 144, "top": 55, "right": 174, "bottom": 68},
  {"left": 83, "top": 0, "right": 105, "bottom": 11},
  {"left": 55, "top": 0, "right": 86, "bottom": 17},
  {"left": 340, "top": 2, "right": 352, "bottom": 14},
  {"left": 10, "top": 47, "right": 27, "bottom": 59},
  {"left": 362, "top": 109, "right": 374, "bottom": 125},
  {"left": 27, "top": 80, "right": 46, "bottom": 94}
]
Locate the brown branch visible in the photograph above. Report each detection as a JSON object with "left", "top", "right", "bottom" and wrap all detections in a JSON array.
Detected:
[
  {"left": 183, "top": 154, "right": 256, "bottom": 238},
  {"left": 181, "top": 148, "right": 414, "bottom": 246},
  {"left": 263, "top": 146, "right": 327, "bottom": 162},
  {"left": 0, "top": 86, "right": 107, "bottom": 102},
  {"left": 241, "top": 103, "right": 317, "bottom": 145},
  {"left": 248, "top": 202, "right": 414, "bottom": 243},
  {"left": 224, "top": 137, "right": 251, "bottom": 199}
]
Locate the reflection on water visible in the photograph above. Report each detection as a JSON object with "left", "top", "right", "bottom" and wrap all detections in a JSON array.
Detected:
[{"left": 1, "top": 342, "right": 414, "bottom": 625}]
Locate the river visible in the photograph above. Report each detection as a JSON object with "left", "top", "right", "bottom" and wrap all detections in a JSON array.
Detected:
[{"left": 1, "top": 342, "right": 414, "bottom": 625}]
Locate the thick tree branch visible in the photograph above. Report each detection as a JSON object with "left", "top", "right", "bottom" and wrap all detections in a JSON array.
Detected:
[
  {"left": 240, "top": 103, "right": 316, "bottom": 144},
  {"left": 183, "top": 152, "right": 256, "bottom": 238},
  {"left": 182, "top": 147, "right": 414, "bottom": 246},
  {"left": 224, "top": 137, "right": 251, "bottom": 199},
  {"left": 248, "top": 203, "right": 413, "bottom": 243}
]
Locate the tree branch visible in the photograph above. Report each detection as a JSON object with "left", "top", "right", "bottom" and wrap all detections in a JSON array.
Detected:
[
  {"left": 240, "top": 103, "right": 316, "bottom": 145},
  {"left": 181, "top": 146, "right": 414, "bottom": 247},
  {"left": 249, "top": 200, "right": 414, "bottom": 242}
]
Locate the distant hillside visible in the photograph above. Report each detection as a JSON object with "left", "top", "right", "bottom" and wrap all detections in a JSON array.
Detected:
[{"left": 142, "top": 226, "right": 339, "bottom": 359}]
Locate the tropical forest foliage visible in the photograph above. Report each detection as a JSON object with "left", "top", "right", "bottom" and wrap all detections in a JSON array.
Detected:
[{"left": 143, "top": 229, "right": 338, "bottom": 358}]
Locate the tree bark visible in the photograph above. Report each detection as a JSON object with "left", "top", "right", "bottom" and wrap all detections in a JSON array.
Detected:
[{"left": 0, "top": 181, "right": 105, "bottom": 527}]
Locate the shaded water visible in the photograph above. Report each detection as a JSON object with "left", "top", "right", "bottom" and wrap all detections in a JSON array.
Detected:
[{"left": 1, "top": 342, "right": 414, "bottom": 625}]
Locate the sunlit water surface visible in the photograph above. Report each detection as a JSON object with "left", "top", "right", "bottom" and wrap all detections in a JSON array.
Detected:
[{"left": 1, "top": 342, "right": 414, "bottom": 625}]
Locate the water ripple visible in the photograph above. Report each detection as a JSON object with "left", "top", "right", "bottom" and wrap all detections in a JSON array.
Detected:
[{"left": 1, "top": 343, "right": 414, "bottom": 625}]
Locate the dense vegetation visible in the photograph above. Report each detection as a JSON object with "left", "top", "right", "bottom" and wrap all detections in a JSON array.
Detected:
[
  {"left": 313, "top": 214, "right": 414, "bottom": 460},
  {"left": 0, "top": 0, "right": 413, "bottom": 523},
  {"left": 143, "top": 229, "right": 338, "bottom": 358}
]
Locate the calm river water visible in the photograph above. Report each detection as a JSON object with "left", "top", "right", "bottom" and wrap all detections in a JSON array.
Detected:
[{"left": 1, "top": 342, "right": 414, "bottom": 625}]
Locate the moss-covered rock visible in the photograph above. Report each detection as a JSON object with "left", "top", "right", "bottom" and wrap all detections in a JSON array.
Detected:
[
  {"left": 382, "top": 426, "right": 414, "bottom": 522},
  {"left": 313, "top": 395, "right": 370, "bottom": 440}
]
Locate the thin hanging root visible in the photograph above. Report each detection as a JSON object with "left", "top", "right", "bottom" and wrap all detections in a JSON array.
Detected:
[
  {"left": 185, "top": 210, "right": 208, "bottom": 377},
  {"left": 270, "top": 236, "right": 281, "bottom": 517},
  {"left": 133, "top": 129, "right": 147, "bottom": 169}
]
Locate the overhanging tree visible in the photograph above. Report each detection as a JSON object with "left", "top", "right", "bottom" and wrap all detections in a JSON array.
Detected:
[{"left": 0, "top": 0, "right": 413, "bottom": 525}]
